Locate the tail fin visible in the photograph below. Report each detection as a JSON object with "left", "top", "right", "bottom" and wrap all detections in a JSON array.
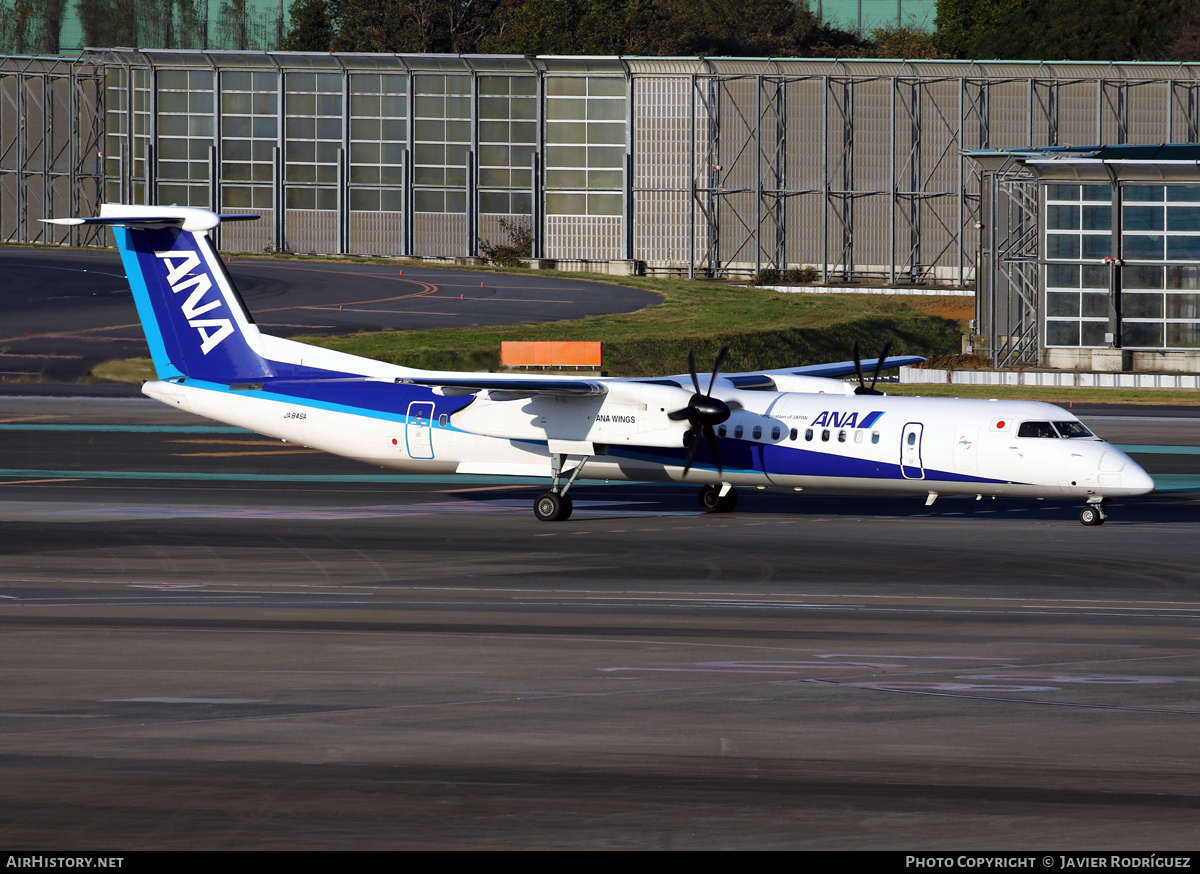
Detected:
[{"left": 46, "top": 205, "right": 272, "bottom": 382}]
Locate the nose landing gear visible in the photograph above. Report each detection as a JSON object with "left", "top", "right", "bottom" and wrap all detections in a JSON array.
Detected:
[{"left": 1079, "top": 498, "right": 1107, "bottom": 526}]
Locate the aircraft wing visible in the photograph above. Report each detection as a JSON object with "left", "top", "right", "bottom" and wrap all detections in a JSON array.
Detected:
[
  {"left": 760, "top": 355, "right": 927, "bottom": 380},
  {"left": 666, "top": 355, "right": 928, "bottom": 390},
  {"left": 399, "top": 376, "right": 608, "bottom": 397}
]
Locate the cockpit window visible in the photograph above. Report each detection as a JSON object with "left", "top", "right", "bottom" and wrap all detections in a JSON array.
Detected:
[
  {"left": 1052, "top": 421, "right": 1093, "bottom": 438},
  {"left": 1018, "top": 420, "right": 1095, "bottom": 438},
  {"left": 1017, "top": 421, "right": 1058, "bottom": 438}
]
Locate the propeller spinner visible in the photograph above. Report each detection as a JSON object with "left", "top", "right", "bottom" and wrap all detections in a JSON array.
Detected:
[{"left": 668, "top": 347, "right": 732, "bottom": 477}]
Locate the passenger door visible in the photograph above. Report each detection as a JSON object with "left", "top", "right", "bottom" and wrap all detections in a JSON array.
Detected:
[
  {"left": 900, "top": 422, "right": 924, "bottom": 479},
  {"left": 406, "top": 401, "right": 435, "bottom": 460}
]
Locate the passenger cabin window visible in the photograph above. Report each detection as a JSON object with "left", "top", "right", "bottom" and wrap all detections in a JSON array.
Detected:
[
  {"left": 752, "top": 425, "right": 762, "bottom": 440},
  {"left": 718, "top": 425, "right": 726, "bottom": 437},
  {"left": 734, "top": 424, "right": 744, "bottom": 439},
  {"left": 821, "top": 429, "right": 830, "bottom": 442},
  {"left": 854, "top": 430, "right": 864, "bottom": 444},
  {"left": 871, "top": 431, "right": 880, "bottom": 444},
  {"left": 790, "top": 428, "right": 798, "bottom": 441},
  {"left": 438, "top": 413, "right": 448, "bottom": 427},
  {"left": 771, "top": 426, "right": 782, "bottom": 441},
  {"left": 1018, "top": 421, "right": 1058, "bottom": 438},
  {"left": 907, "top": 431, "right": 917, "bottom": 446},
  {"left": 805, "top": 428, "right": 814, "bottom": 441},
  {"left": 838, "top": 429, "right": 847, "bottom": 442}
]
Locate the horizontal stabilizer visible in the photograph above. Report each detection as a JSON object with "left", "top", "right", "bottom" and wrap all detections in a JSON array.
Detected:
[{"left": 41, "top": 205, "right": 259, "bottom": 234}]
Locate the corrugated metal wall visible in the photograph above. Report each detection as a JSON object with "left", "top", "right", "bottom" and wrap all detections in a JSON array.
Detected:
[{"left": 9, "top": 53, "right": 1200, "bottom": 285}]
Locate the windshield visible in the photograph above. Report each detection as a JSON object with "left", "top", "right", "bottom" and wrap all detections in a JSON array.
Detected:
[
  {"left": 1052, "top": 420, "right": 1093, "bottom": 438},
  {"left": 1018, "top": 420, "right": 1095, "bottom": 438}
]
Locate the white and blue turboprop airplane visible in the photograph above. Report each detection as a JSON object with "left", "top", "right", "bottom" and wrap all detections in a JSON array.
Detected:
[{"left": 45, "top": 205, "right": 1154, "bottom": 525}]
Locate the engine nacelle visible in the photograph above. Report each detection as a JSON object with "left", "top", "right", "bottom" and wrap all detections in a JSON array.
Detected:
[{"left": 767, "top": 374, "right": 857, "bottom": 396}]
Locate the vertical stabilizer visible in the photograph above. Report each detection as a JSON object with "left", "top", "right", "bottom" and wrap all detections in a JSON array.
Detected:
[{"left": 48, "top": 205, "right": 273, "bottom": 382}]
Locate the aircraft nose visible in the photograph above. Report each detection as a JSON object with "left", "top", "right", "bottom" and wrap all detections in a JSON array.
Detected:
[{"left": 1123, "top": 460, "right": 1156, "bottom": 495}]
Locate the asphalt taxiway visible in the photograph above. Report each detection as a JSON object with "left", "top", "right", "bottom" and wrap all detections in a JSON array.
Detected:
[
  {"left": 0, "top": 247, "right": 658, "bottom": 380},
  {"left": 1, "top": 394, "right": 1200, "bottom": 849}
]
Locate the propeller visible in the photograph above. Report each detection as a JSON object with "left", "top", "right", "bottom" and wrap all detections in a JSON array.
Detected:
[
  {"left": 852, "top": 340, "right": 893, "bottom": 396},
  {"left": 668, "top": 346, "right": 732, "bottom": 477}
]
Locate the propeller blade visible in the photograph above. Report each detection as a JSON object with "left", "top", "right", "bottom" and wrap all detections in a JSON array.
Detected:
[
  {"left": 702, "top": 425, "right": 723, "bottom": 477},
  {"left": 686, "top": 348, "right": 701, "bottom": 395},
  {"left": 852, "top": 339, "right": 865, "bottom": 390},
  {"left": 707, "top": 345, "right": 729, "bottom": 396},
  {"left": 870, "top": 341, "right": 892, "bottom": 392}
]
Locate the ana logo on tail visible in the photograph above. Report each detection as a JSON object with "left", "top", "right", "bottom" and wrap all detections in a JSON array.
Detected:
[{"left": 155, "top": 249, "right": 233, "bottom": 355}]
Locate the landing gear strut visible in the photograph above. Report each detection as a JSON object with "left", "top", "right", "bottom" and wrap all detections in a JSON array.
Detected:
[
  {"left": 1079, "top": 497, "right": 1107, "bottom": 526},
  {"left": 699, "top": 483, "right": 738, "bottom": 514},
  {"left": 534, "top": 452, "right": 590, "bottom": 522}
]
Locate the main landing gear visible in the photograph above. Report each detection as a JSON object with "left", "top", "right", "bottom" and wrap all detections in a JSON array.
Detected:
[
  {"left": 699, "top": 483, "right": 738, "bottom": 514},
  {"left": 1079, "top": 497, "right": 1107, "bottom": 526},
  {"left": 534, "top": 452, "right": 590, "bottom": 522}
]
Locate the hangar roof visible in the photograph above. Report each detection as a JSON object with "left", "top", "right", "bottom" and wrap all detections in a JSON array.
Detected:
[{"left": 964, "top": 144, "right": 1200, "bottom": 181}]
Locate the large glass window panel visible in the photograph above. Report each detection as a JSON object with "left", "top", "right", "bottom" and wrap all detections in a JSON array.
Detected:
[
  {"left": 1081, "top": 235, "right": 1111, "bottom": 259},
  {"left": 1046, "top": 321, "right": 1080, "bottom": 345},
  {"left": 1125, "top": 264, "right": 1163, "bottom": 288},
  {"left": 1082, "top": 264, "right": 1108, "bottom": 287},
  {"left": 1080, "top": 321, "right": 1109, "bottom": 345},
  {"left": 1168, "top": 185, "right": 1200, "bottom": 202},
  {"left": 1046, "top": 184, "right": 1079, "bottom": 201},
  {"left": 1047, "top": 263, "right": 1080, "bottom": 287},
  {"left": 1124, "top": 235, "right": 1164, "bottom": 259},
  {"left": 1047, "top": 291, "right": 1080, "bottom": 317},
  {"left": 547, "top": 78, "right": 585, "bottom": 97},
  {"left": 1046, "top": 235, "right": 1080, "bottom": 259},
  {"left": 1123, "top": 322, "right": 1164, "bottom": 347},
  {"left": 1167, "top": 265, "right": 1200, "bottom": 288},
  {"left": 547, "top": 192, "right": 586, "bottom": 214},
  {"left": 1167, "top": 323, "right": 1200, "bottom": 346},
  {"left": 587, "top": 124, "right": 625, "bottom": 145},
  {"left": 1123, "top": 205, "right": 1162, "bottom": 230},
  {"left": 1167, "top": 294, "right": 1200, "bottom": 319},
  {"left": 1048, "top": 204, "right": 1079, "bottom": 229},
  {"left": 1081, "top": 184, "right": 1111, "bottom": 201},
  {"left": 1124, "top": 293, "right": 1164, "bottom": 318},
  {"left": 1168, "top": 207, "right": 1200, "bottom": 231},
  {"left": 1081, "top": 293, "right": 1109, "bottom": 318},
  {"left": 588, "top": 193, "right": 622, "bottom": 215},
  {"left": 1124, "top": 185, "right": 1163, "bottom": 202},
  {"left": 1082, "top": 205, "right": 1111, "bottom": 230},
  {"left": 414, "top": 190, "right": 443, "bottom": 212},
  {"left": 1167, "top": 236, "right": 1200, "bottom": 259}
]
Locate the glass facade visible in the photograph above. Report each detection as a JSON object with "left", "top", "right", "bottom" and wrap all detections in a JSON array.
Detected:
[
  {"left": 221, "top": 69, "right": 277, "bottom": 210},
  {"left": 1121, "top": 185, "right": 1200, "bottom": 348},
  {"left": 283, "top": 71, "right": 341, "bottom": 210},
  {"left": 413, "top": 73, "right": 470, "bottom": 215},
  {"left": 157, "top": 68, "right": 213, "bottom": 208},
  {"left": 544, "top": 76, "right": 626, "bottom": 217},
  {"left": 1044, "top": 183, "right": 1112, "bottom": 348},
  {"left": 348, "top": 73, "right": 406, "bottom": 213},
  {"left": 1045, "top": 182, "right": 1200, "bottom": 350},
  {"left": 477, "top": 75, "right": 537, "bottom": 217}
]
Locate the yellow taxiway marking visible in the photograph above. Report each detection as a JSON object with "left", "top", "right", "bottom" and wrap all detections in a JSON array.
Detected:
[
  {"left": 0, "top": 415, "right": 67, "bottom": 424},
  {"left": 0, "top": 478, "right": 82, "bottom": 484}
]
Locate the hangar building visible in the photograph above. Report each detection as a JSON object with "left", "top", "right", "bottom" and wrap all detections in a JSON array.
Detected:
[{"left": 7, "top": 51, "right": 1200, "bottom": 371}]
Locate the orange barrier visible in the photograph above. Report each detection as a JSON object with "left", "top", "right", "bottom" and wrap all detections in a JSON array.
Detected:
[{"left": 501, "top": 341, "right": 602, "bottom": 369}]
